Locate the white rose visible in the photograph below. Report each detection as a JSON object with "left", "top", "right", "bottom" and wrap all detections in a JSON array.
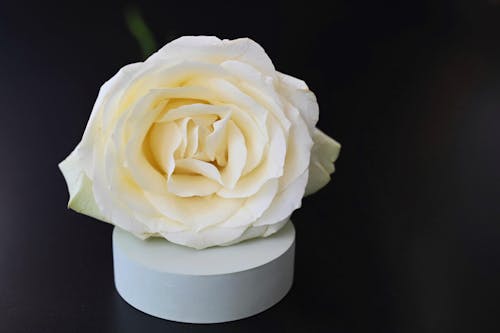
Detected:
[{"left": 59, "top": 36, "right": 340, "bottom": 249}]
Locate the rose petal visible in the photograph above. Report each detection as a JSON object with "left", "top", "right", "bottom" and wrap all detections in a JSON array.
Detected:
[
  {"left": 148, "top": 36, "right": 276, "bottom": 76},
  {"left": 124, "top": 89, "right": 223, "bottom": 194},
  {"left": 58, "top": 149, "right": 106, "bottom": 221},
  {"left": 157, "top": 103, "right": 231, "bottom": 122},
  {"left": 160, "top": 224, "right": 248, "bottom": 250},
  {"left": 254, "top": 170, "right": 308, "bottom": 226},
  {"left": 136, "top": 215, "right": 187, "bottom": 233},
  {"left": 224, "top": 104, "right": 267, "bottom": 175},
  {"left": 185, "top": 121, "right": 199, "bottom": 157},
  {"left": 220, "top": 178, "right": 278, "bottom": 228},
  {"left": 145, "top": 191, "right": 244, "bottom": 229},
  {"left": 77, "top": 62, "right": 143, "bottom": 175},
  {"left": 221, "top": 60, "right": 291, "bottom": 132},
  {"left": 262, "top": 218, "right": 289, "bottom": 237},
  {"left": 203, "top": 78, "right": 268, "bottom": 134},
  {"left": 277, "top": 72, "right": 319, "bottom": 133},
  {"left": 221, "top": 225, "right": 268, "bottom": 246},
  {"left": 217, "top": 118, "right": 286, "bottom": 198},
  {"left": 279, "top": 101, "right": 314, "bottom": 190},
  {"left": 221, "top": 121, "right": 246, "bottom": 189},
  {"left": 124, "top": 97, "right": 169, "bottom": 194},
  {"left": 305, "top": 128, "right": 341, "bottom": 196},
  {"left": 147, "top": 122, "right": 182, "bottom": 176},
  {"left": 116, "top": 61, "right": 231, "bottom": 112},
  {"left": 92, "top": 142, "right": 148, "bottom": 237},
  {"left": 204, "top": 111, "right": 231, "bottom": 161},
  {"left": 174, "top": 158, "right": 222, "bottom": 184},
  {"left": 167, "top": 175, "right": 221, "bottom": 197}
]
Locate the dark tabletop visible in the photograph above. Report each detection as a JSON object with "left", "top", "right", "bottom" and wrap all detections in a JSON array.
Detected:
[{"left": 1, "top": 1, "right": 500, "bottom": 332}]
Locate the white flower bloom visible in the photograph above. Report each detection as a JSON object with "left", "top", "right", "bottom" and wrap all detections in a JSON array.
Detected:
[{"left": 59, "top": 36, "right": 340, "bottom": 249}]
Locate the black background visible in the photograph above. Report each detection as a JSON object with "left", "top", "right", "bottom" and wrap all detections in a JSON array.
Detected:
[{"left": 1, "top": 0, "right": 500, "bottom": 332}]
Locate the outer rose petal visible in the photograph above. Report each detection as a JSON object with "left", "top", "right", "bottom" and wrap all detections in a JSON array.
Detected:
[
  {"left": 58, "top": 149, "right": 106, "bottom": 221},
  {"left": 161, "top": 225, "right": 248, "bottom": 250},
  {"left": 148, "top": 36, "right": 276, "bottom": 76},
  {"left": 263, "top": 218, "right": 290, "bottom": 237},
  {"left": 305, "top": 129, "right": 341, "bottom": 196},
  {"left": 221, "top": 225, "right": 268, "bottom": 246},
  {"left": 277, "top": 72, "right": 319, "bottom": 133},
  {"left": 78, "top": 62, "right": 144, "bottom": 175},
  {"left": 255, "top": 171, "right": 308, "bottom": 226}
]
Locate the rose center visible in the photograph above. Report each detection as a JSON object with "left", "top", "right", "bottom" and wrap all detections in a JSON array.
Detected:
[{"left": 145, "top": 104, "right": 229, "bottom": 179}]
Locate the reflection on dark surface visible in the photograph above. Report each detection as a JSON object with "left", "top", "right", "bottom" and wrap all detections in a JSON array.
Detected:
[
  {"left": 109, "top": 285, "right": 306, "bottom": 332},
  {"left": 1, "top": 0, "right": 500, "bottom": 332}
]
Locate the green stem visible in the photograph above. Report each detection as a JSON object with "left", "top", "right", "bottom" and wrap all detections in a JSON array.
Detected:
[{"left": 124, "top": 5, "right": 157, "bottom": 59}]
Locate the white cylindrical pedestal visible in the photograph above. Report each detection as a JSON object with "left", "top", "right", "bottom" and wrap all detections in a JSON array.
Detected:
[{"left": 112, "top": 221, "right": 295, "bottom": 324}]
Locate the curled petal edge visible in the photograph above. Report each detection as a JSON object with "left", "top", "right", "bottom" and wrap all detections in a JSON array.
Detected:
[
  {"left": 58, "top": 149, "right": 106, "bottom": 222},
  {"left": 305, "top": 128, "right": 341, "bottom": 196}
]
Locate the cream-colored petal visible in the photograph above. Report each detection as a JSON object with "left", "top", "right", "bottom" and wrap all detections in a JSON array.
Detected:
[
  {"left": 204, "top": 112, "right": 230, "bottom": 161},
  {"left": 220, "top": 179, "right": 279, "bottom": 228},
  {"left": 221, "top": 60, "right": 291, "bottom": 132},
  {"left": 262, "top": 218, "right": 289, "bottom": 237},
  {"left": 186, "top": 122, "right": 199, "bottom": 158},
  {"left": 110, "top": 167, "right": 187, "bottom": 233},
  {"left": 76, "top": 62, "right": 144, "bottom": 176},
  {"left": 105, "top": 140, "right": 158, "bottom": 218},
  {"left": 220, "top": 225, "right": 268, "bottom": 246},
  {"left": 174, "top": 158, "right": 222, "bottom": 184},
  {"left": 158, "top": 103, "right": 230, "bottom": 123},
  {"left": 277, "top": 72, "right": 319, "bottom": 133},
  {"left": 116, "top": 61, "right": 230, "bottom": 114},
  {"left": 221, "top": 121, "right": 246, "bottom": 189},
  {"left": 278, "top": 71, "right": 308, "bottom": 90},
  {"left": 120, "top": 91, "right": 175, "bottom": 195},
  {"left": 92, "top": 141, "right": 149, "bottom": 236},
  {"left": 224, "top": 105, "right": 267, "bottom": 175},
  {"left": 255, "top": 170, "right": 308, "bottom": 226},
  {"left": 145, "top": 191, "right": 243, "bottom": 229},
  {"left": 217, "top": 118, "right": 286, "bottom": 198},
  {"left": 173, "top": 117, "right": 190, "bottom": 159},
  {"left": 305, "top": 128, "right": 341, "bottom": 196},
  {"left": 150, "top": 85, "right": 219, "bottom": 103},
  {"left": 279, "top": 101, "right": 314, "bottom": 190},
  {"left": 160, "top": 225, "right": 248, "bottom": 250},
  {"left": 191, "top": 115, "right": 216, "bottom": 127},
  {"left": 167, "top": 175, "right": 221, "bottom": 197},
  {"left": 104, "top": 138, "right": 188, "bottom": 235},
  {"left": 104, "top": 138, "right": 175, "bottom": 237},
  {"left": 58, "top": 150, "right": 106, "bottom": 221},
  {"left": 190, "top": 79, "right": 270, "bottom": 174},
  {"left": 203, "top": 78, "right": 268, "bottom": 131},
  {"left": 109, "top": 124, "right": 186, "bottom": 234},
  {"left": 137, "top": 215, "right": 187, "bottom": 233},
  {"left": 148, "top": 122, "right": 182, "bottom": 176},
  {"left": 148, "top": 36, "right": 276, "bottom": 76}
]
